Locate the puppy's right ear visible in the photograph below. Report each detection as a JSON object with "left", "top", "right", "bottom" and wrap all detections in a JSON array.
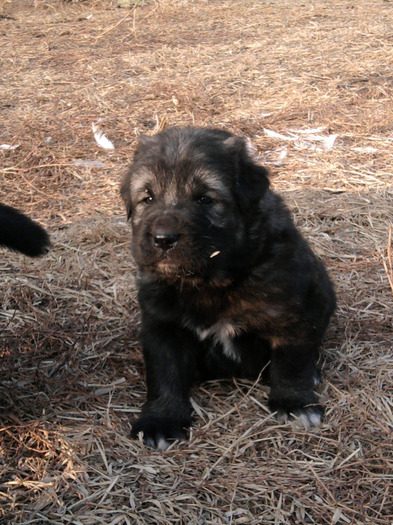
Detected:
[
  {"left": 120, "top": 169, "right": 133, "bottom": 221},
  {"left": 136, "top": 133, "right": 157, "bottom": 149}
]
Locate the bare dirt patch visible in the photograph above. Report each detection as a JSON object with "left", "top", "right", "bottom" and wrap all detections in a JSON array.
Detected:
[{"left": 1, "top": 0, "right": 392, "bottom": 523}]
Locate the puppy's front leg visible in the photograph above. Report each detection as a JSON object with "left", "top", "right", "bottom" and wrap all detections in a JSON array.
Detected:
[
  {"left": 132, "top": 320, "right": 197, "bottom": 450},
  {"left": 268, "top": 344, "right": 324, "bottom": 429}
]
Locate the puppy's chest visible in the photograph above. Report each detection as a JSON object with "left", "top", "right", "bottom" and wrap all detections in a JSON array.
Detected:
[
  {"left": 199, "top": 321, "right": 242, "bottom": 361},
  {"left": 188, "top": 319, "right": 241, "bottom": 362},
  {"left": 180, "top": 292, "right": 287, "bottom": 361}
]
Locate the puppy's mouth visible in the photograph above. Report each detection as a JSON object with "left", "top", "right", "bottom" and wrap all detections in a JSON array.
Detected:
[
  {"left": 136, "top": 246, "right": 233, "bottom": 287},
  {"left": 153, "top": 251, "right": 231, "bottom": 286},
  {"left": 157, "top": 262, "right": 194, "bottom": 278},
  {"left": 157, "top": 256, "right": 182, "bottom": 271},
  {"left": 137, "top": 247, "right": 207, "bottom": 280},
  {"left": 156, "top": 254, "right": 196, "bottom": 277}
]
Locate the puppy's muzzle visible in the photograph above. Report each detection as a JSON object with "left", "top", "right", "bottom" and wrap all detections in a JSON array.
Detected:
[{"left": 151, "top": 216, "right": 181, "bottom": 252}]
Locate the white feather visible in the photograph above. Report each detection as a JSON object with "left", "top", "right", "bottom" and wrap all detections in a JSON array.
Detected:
[
  {"left": 0, "top": 144, "right": 20, "bottom": 150},
  {"left": 352, "top": 146, "right": 378, "bottom": 153},
  {"left": 264, "top": 129, "right": 296, "bottom": 141},
  {"left": 322, "top": 134, "right": 338, "bottom": 150},
  {"left": 92, "top": 122, "right": 115, "bottom": 150},
  {"left": 274, "top": 148, "right": 288, "bottom": 166},
  {"left": 289, "top": 126, "right": 326, "bottom": 134},
  {"left": 264, "top": 128, "right": 337, "bottom": 151}
]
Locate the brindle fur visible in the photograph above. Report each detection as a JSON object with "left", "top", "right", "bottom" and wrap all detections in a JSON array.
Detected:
[{"left": 121, "top": 127, "right": 336, "bottom": 449}]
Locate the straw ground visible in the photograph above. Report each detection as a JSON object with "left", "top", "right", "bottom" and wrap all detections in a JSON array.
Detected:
[{"left": 0, "top": 0, "right": 392, "bottom": 523}]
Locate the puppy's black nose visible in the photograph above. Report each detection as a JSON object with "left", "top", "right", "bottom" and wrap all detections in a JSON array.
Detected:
[{"left": 153, "top": 230, "right": 179, "bottom": 251}]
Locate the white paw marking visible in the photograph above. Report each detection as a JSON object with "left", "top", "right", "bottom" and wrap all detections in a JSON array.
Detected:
[
  {"left": 156, "top": 437, "right": 171, "bottom": 451},
  {"left": 292, "top": 408, "right": 322, "bottom": 429},
  {"left": 144, "top": 436, "right": 172, "bottom": 450},
  {"left": 276, "top": 407, "right": 322, "bottom": 429},
  {"left": 313, "top": 370, "right": 321, "bottom": 387},
  {"left": 145, "top": 437, "right": 156, "bottom": 449}
]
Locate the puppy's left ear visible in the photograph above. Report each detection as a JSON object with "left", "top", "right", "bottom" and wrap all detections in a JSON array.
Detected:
[
  {"left": 224, "top": 136, "right": 269, "bottom": 211},
  {"left": 120, "top": 169, "right": 133, "bottom": 220}
]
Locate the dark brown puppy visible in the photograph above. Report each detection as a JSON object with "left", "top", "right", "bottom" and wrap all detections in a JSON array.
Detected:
[
  {"left": 121, "top": 127, "right": 336, "bottom": 450},
  {"left": 0, "top": 203, "right": 50, "bottom": 257}
]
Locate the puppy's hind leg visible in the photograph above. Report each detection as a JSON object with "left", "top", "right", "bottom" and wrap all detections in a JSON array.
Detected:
[{"left": 268, "top": 344, "right": 324, "bottom": 429}]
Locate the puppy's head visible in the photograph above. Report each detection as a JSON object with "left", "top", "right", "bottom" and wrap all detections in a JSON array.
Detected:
[{"left": 121, "top": 127, "right": 269, "bottom": 283}]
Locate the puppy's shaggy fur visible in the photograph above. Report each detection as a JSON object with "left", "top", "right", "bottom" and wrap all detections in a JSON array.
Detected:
[
  {"left": 0, "top": 203, "right": 50, "bottom": 257},
  {"left": 121, "top": 127, "right": 336, "bottom": 450}
]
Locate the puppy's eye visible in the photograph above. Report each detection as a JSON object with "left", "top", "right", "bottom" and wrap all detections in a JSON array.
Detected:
[
  {"left": 140, "top": 192, "right": 154, "bottom": 205},
  {"left": 196, "top": 195, "right": 213, "bottom": 205}
]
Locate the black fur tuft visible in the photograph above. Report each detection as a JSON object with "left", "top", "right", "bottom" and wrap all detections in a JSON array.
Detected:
[{"left": 0, "top": 203, "right": 50, "bottom": 257}]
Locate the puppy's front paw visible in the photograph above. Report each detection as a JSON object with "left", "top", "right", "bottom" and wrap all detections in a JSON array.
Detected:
[
  {"left": 131, "top": 414, "right": 190, "bottom": 450},
  {"left": 275, "top": 405, "right": 324, "bottom": 429}
]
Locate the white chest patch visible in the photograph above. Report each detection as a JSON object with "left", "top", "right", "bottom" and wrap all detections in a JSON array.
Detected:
[{"left": 194, "top": 322, "right": 241, "bottom": 363}]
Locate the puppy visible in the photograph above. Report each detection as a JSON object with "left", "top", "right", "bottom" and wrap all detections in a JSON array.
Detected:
[
  {"left": 0, "top": 203, "right": 50, "bottom": 257},
  {"left": 121, "top": 127, "right": 336, "bottom": 449}
]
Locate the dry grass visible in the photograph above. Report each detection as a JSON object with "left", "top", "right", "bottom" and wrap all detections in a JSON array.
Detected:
[{"left": 0, "top": 0, "right": 392, "bottom": 523}]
